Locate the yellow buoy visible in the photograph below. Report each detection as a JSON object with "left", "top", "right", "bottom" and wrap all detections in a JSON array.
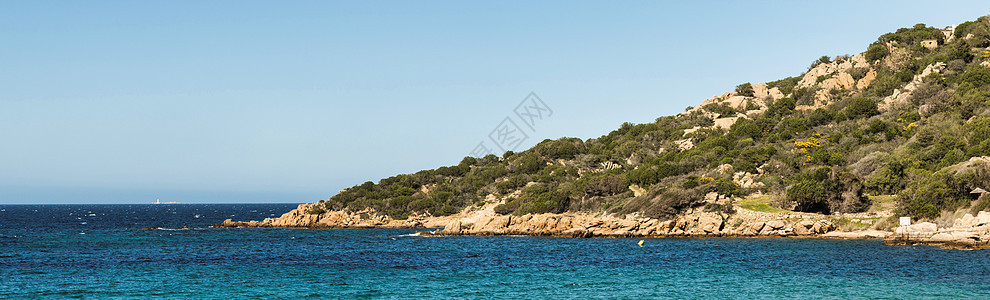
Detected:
[{"left": 637, "top": 240, "right": 644, "bottom": 247}]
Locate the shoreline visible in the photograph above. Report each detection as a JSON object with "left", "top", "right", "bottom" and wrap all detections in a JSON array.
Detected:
[
  {"left": 214, "top": 220, "right": 990, "bottom": 249},
  {"left": 213, "top": 202, "right": 895, "bottom": 241},
  {"left": 214, "top": 202, "right": 990, "bottom": 249}
]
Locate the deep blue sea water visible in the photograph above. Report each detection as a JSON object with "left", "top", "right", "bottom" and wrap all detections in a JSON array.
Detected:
[{"left": 2, "top": 204, "right": 990, "bottom": 299}]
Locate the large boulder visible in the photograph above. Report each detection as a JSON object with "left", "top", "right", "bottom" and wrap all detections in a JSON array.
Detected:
[
  {"left": 442, "top": 220, "right": 463, "bottom": 235},
  {"left": 698, "top": 214, "right": 724, "bottom": 234},
  {"left": 810, "top": 220, "right": 837, "bottom": 234},
  {"left": 953, "top": 211, "right": 990, "bottom": 228},
  {"left": 743, "top": 222, "right": 765, "bottom": 236},
  {"left": 793, "top": 220, "right": 816, "bottom": 235},
  {"left": 766, "top": 220, "right": 786, "bottom": 230},
  {"left": 895, "top": 222, "right": 937, "bottom": 234}
]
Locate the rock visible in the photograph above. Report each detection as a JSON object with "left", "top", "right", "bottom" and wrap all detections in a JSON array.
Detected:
[
  {"left": 478, "top": 215, "right": 511, "bottom": 234},
  {"left": 856, "top": 69, "right": 876, "bottom": 90},
  {"left": 713, "top": 116, "right": 740, "bottom": 130},
  {"left": 696, "top": 214, "right": 724, "bottom": 234},
  {"left": 895, "top": 222, "right": 937, "bottom": 234},
  {"left": 629, "top": 184, "right": 646, "bottom": 197},
  {"left": 766, "top": 220, "right": 786, "bottom": 230},
  {"left": 929, "top": 231, "right": 978, "bottom": 244},
  {"left": 798, "top": 63, "right": 833, "bottom": 88},
  {"left": 723, "top": 96, "right": 748, "bottom": 110},
  {"left": 618, "top": 220, "right": 640, "bottom": 231},
  {"left": 732, "top": 172, "right": 763, "bottom": 189},
  {"left": 793, "top": 220, "right": 815, "bottom": 235},
  {"left": 744, "top": 222, "right": 765, "bottom": 235},
  {"left": 768, "top": 87, "right": 785, "bottom": 100},
  {"left": 443, "top": 220, "right": 463, "bottom": 235},
  {"left": 881, "top": 62, "right": 946, "bottom": 110},
  {"left": 752, "top": 82, "right": 770, "bottom": 99},
  {"left": 952, "top": 211, "right": 990, "bottom": 228},
  {"left": 978, "top": 211, "right": 990, "bottom": 227},
  {"left": 676, "top": 139, "right": 694, "bottom": 151},
  {"left": 563, "top": 227, "right": 592, "bottom": 238},
  {"left": 929, "top": 232, "right": 955, "bottom": 242},
  {"left": 822, "top": 230, "right": 888, "bottom": 239},
  {"left": 820, "top": 72, "right": 855, "bottom": 91},
  {"left": 810, "top": 220, "right": 836, "bottom": 234},
  {"left": 954, "top": 214, "right": 977, "bottom": 228}
]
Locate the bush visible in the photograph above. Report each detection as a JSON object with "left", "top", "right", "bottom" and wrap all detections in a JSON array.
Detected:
[
  {"left": 627, "top": 163, "right": 676, "bottom": 187},
  {"left": 865, "top": 42, "right": 888, "bottom": 61},
  {"left": 534, "top": 138, "right": 581, "bottom": 160},
  {"left": 786, "top": 167, "right": 868, "bottom": 214},
  {"left": 306, "top": 205, "right": 327, "bottom": 215},
  {"left": 729, "top": 118, "right": 761, "bottom": 140},
  {"left": 959, "top": 66, "right": 990, "bottom": 88},
  {"left": 808, "top": 108, "right": 835, "bottom": 127},
  {"left": 702, "top": 103, "right": 738, "bottom": 117},
  {"left": 584, "top": 175, "right": 628, "bottom": 196},
  {"left": 810, "top": 55, "right": 831, "bottom": 70},
  {"left": 513, "top": 153, "right": 543, "bottom": 174},
  {"left": 496, "top": 184, "right": 571, "bottom": 215},
  {"left": 736, "top": 82, "right": 755, "bottom": 97},
  {"left": 898, "top": 171, "right": 966, "bottom": 220},
  {"left": 767, "top": 76, "right": 800, "bottom": 96},
  {"left": 843, "top": 97, "right": 879, "bottom": 118},
  {"left": 624, "top": 188, "right": 703, "bottom": 220}
]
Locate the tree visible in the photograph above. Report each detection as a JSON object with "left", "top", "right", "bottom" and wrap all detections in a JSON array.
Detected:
[
  {"left": 736, "top": 82, "right": 755, "bottom": 97},
  {"left": 810, "top": 56, "right": 831, "bottom": 70},
  {"left": 786, "top": 167, "right": 868, "bottom": 214},
  {"left": 584, "top": 175, "right": 628, "bottom": 196},
  {"left": 865, "top": 41, "right": 888, "bottom": 61},
  {"left": 843, "top": 97, "right": 879, "bottom": 118}
]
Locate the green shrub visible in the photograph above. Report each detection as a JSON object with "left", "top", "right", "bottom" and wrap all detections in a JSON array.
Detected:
[
  {"left": 306, "top": 205, "right": 327, "bottom": 215},
  {"left": 767, "top": 76, "right": 800, "bottom": 96},
  {"left": 843, "top": 97, "right": 879, "bottom": 118},
  {"left": 627, "top": 163, "right": 676, "bottom": 186},
  {"left": 702, "top": 103, "right": 738, "bottom": 117},
  {"left": 898, "top": 171, "right": 966, "bottom": 220},
  {"left": 584, "top": 175, "right": 628, "bottom": 196},
  {"left": 865, "top": 42, "right": 888, "bottom": 61},
  {"left": 534, "top": 138, "right": 581, "bottom": 160},
  {"left": 786, "top": 167, "right": 868, "bottom": 214},
  {"left": 810, "top": 55, "right": 831, "bottom": 70},
  {"left": 736, "top": 82, "right": 755, "bottom": 97}
]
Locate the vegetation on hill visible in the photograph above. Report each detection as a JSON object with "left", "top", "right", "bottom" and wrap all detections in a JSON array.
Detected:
[{"left": 315, "top": 17, "right": 990, "bottom": 222}]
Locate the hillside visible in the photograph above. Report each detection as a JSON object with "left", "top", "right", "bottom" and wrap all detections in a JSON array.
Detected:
[{"left": 295, "top": 18, "right": 990, "bottom": 229}]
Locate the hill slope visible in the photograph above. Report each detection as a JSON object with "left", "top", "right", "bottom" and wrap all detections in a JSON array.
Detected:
[{"left": 289, "top": 17, "right": 990, "bottom": 229}]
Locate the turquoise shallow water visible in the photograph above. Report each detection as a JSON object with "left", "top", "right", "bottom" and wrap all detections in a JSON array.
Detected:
[{"left": 2, "top": 204, "right": 989, "bottom": 299}]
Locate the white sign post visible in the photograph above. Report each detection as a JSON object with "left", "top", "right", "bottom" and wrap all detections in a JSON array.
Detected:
[{"left": 899, "top": 217, "right": 911, "bottom": 226}]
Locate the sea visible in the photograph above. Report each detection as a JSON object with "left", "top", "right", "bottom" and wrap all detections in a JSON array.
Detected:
[{"left": 2, "top": 204, "right": 989, "bottom": 299}]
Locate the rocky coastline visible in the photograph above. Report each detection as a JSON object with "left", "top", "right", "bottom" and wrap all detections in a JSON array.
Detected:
[
  {"left": 882, "top": 212, "right": 990, "bottom": 249},
  {"left": 216, "top": 202, "right": 898, "bottom": 241}
]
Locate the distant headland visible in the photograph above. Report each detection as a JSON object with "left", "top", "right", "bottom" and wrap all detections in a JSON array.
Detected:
[{"left": 223, "top": 16, "right": 990, "bottom": 249}]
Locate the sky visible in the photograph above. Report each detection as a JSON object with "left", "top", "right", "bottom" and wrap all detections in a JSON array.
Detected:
[{"left": 1, "top": 1, "right": 988, "bottom": 204}]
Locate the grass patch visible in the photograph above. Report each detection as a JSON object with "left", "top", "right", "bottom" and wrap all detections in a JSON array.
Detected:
[
  {"left": 867, "top": 195, "right": 898, "bottom": 211},
  {"left": 833, "top": 218, "right": 872, "bottom": 231},
  {"left": 737, "top": 196, "right": 786, "bottom": 213}
]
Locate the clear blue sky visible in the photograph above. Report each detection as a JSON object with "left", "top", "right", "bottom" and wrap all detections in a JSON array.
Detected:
[{"left": 1, "top": 1, "right": 986, "bottom": 204}]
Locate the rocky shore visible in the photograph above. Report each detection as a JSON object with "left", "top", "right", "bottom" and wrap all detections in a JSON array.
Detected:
[
  {"left": 883, "top": 212, "right": 990, "bottom": 249},
  {"left": 217, "top": 200, "right": 990, "bottom": 249},
  {"left": 215, "top": 201, "right": 894, "bottom": 240}
]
